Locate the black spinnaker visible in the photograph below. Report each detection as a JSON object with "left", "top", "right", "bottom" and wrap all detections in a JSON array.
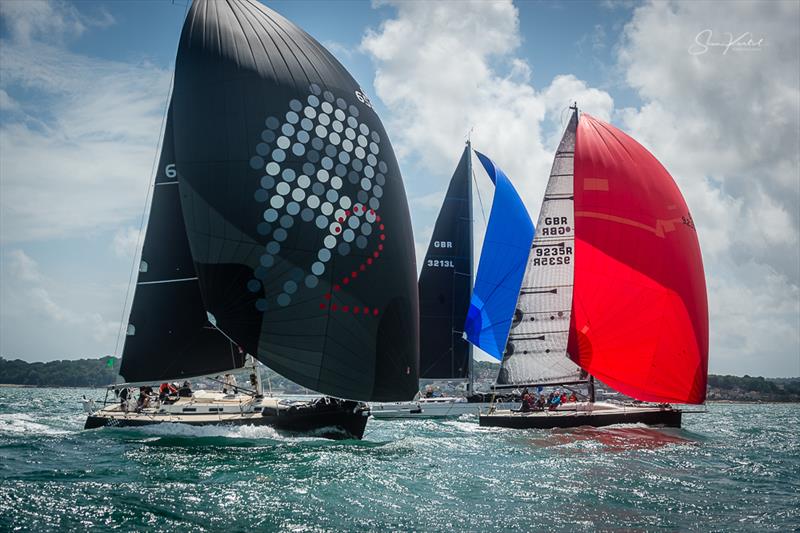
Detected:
[
  {"left": 418, "top": 145, "right": 473, "bottom": 379},
  {"left": 120, "top": 106, "right": 241, "bottom": 383},
  {"left": 171, "top": 0, "right": 419, "bottom": 401}
]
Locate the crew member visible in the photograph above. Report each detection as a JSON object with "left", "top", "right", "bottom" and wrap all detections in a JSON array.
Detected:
[
  {"left": 222, "top": 373, "right": 237, "bottom": 394},
  {"left": 178, "top": 381, "right": 193, "bottom": 398}
]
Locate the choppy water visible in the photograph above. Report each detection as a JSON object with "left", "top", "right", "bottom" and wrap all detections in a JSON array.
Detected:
[{"left": 0, "top": 388, "right": 798, "bottom": 532}]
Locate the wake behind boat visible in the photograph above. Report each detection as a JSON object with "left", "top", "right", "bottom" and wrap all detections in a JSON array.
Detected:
[{"left": 84, "top": 0, "right": 420, "bottom": 439}]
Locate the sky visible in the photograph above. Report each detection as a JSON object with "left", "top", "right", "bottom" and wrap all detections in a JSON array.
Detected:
[{"left": 0, "top": 0, "right": 798, "bottom": 378}]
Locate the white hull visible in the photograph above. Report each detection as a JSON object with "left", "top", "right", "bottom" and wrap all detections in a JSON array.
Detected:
[
  {"left": 370, "top": 397, "right": 519, "bottom": 419},
  {"left": 83, "top": 391, "right": 370, "bottom": 439}
]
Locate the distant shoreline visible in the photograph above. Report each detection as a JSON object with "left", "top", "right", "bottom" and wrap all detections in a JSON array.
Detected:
[
  {"left": 1, "top": 383, "right": 798, "bottom": 403},
  {"left": 3, "top": 358, "right": 798, "bottom": 401}
]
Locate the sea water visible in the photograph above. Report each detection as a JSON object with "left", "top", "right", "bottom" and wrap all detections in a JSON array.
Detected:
[{"left": 0, "top": 387, "right": 797, "bottom": 531}]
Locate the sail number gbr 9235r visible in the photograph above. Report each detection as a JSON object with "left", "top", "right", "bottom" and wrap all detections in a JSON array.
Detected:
[{"left": 532, "top": 217, "right": 573, "bottom": 266}]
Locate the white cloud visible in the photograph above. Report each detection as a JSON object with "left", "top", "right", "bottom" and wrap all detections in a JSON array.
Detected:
[
  {"left": 0, "top": 4, "right": 170, "bottom": 243},
  {"left": 0, "top": 88, "right": 20, "bottom": 111},
  {"left": 361, "top": 0, "right": 614, "bottom": 224},
  {"left": 0, "top": 0, "right": 113, "bottom": 45},
  {"left": 322, "top": 40, "right": 355, "bottom": 60},
  {"left": 577, "top": 24, "right": 608, "bottom": 54},
  {"left": 6, "top": 249, "right": 42, "bottom": 282},
  {"left": 1, "top": 249, "right": 121, "bottom": 347},
  {"left": 111, "top": 227, "right": 142, "bottom": 259}
]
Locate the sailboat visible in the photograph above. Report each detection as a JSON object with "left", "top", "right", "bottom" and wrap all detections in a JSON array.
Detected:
[
  {"left": 370, "top": 145, "right": 533, "bottom": 419},
  {"left": 83, "top": 0, "right": 419, "bottom": 439},
  {"left": 478, "top": 107, "right": 708, "bottom": 429}
]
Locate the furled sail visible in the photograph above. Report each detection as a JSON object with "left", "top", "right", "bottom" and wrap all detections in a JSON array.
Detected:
[
  {"left": 120, "top": 106, "right": 241, "bottom": 383},
  {"left": 418, "top": 145, "right": 473, "bottom": 379},
  {"left": 464, "top": 152, "right": 535, "bottom": 360},
  {"left": 568, "top": 114, "right": 708, "bottom": 404},
  {"left": 497, "top": 111, "right": 584, "bottom": 386},
  {"left": 171, "top": 0, "right": 419, "bottom": 401}
]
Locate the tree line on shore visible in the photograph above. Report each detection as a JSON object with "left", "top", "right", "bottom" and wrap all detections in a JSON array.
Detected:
[
  {"left": 1, "top": 356, "right": 798, "bottom": 401},
  {"left": 0, "top": 356, "right": 119, "bottom": 387}
]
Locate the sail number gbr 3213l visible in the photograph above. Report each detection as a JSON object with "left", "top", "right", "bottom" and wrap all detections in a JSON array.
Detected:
[{"left": 427, "top": 240, "right": 455, "bottom": 268}]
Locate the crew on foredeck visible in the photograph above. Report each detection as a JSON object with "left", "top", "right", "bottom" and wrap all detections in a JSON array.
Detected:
[{"left": 178, "top": 381, "right": 193, "bottom": 398}]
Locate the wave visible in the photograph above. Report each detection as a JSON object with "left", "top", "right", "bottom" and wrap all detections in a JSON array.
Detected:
[
  {"left": 99, "top": 421, "right": 377, "bottom": 448},
  {"left": 0, "top": 413, "right": 71, "bottom": 436}
]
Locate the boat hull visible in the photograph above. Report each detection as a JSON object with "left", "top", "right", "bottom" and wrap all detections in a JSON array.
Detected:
[
  {"left": 479, "top": 404, "right": 681, "bottom": 429},
  {"left": 84, "top": 397, "right": 369, "bottom": 440},
  {"left": 371, "top": 400, "right": 518, "bottom": 419}
]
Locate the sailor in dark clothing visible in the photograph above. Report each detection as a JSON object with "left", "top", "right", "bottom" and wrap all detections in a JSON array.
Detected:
[
  {"left": 178, "top": 381, "right": 193, "bottom": 398},
  {"left": 520, "top": 392, "right": 532, "bottom": 413},
  {"left": 535, "top": 395, "right": 546, "bottom": 411},
  {"left": 119, "top": 387, "right": 129, "bottom": 411},
  {"left": 136, "top": 387, "right": 151, "bottom": 411}
]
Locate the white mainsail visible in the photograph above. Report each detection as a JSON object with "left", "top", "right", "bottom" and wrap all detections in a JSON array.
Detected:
[{"left": 497, "top": 111, "right": 584, "bottom": 386}]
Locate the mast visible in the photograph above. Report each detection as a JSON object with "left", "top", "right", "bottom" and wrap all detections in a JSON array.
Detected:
[
  {"left": 466, "top": 138, "right": 475, "bottom": 396},
  {"left": 571, "top": 102, "right": 595, "bottom": 404},
  {"left": 248, "top": 354, "right": 264, "bottom": 398}
]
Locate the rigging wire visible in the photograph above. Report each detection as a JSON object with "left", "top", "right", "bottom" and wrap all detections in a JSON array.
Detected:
[
  {"left": 466, "top": 128, "right": 488, "bottom": 228},
  {"left": 112, "top": 1, "right": 190, "bottom": 359},
  {"left": 471, "top": 166, "right": 488, "bottom": 229},
  {"left": 560, "top": 104, "right": 570, "bottom": 129}
]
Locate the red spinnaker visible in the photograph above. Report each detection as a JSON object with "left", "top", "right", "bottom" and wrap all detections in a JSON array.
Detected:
[{"left": 568, "top": 114, "right": 708, "bottom": 404}]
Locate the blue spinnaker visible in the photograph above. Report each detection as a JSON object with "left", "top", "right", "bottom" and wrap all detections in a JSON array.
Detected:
[{"left": 464, "top": 152, "right": 535, "bottom": 360}]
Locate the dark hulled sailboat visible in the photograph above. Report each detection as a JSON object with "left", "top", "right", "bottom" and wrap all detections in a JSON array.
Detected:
[
  {"left": 372, "top": 143, "right": 478, "bottom": 418},
  {"left": 478, "top": 108, "right": 708, "bottom": 429},
  {"left": 371, "top": 145, "right": 532, "bottom": 418},
  {"left": 84, "top": 0, "right": 419, "bottom": 439}
]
